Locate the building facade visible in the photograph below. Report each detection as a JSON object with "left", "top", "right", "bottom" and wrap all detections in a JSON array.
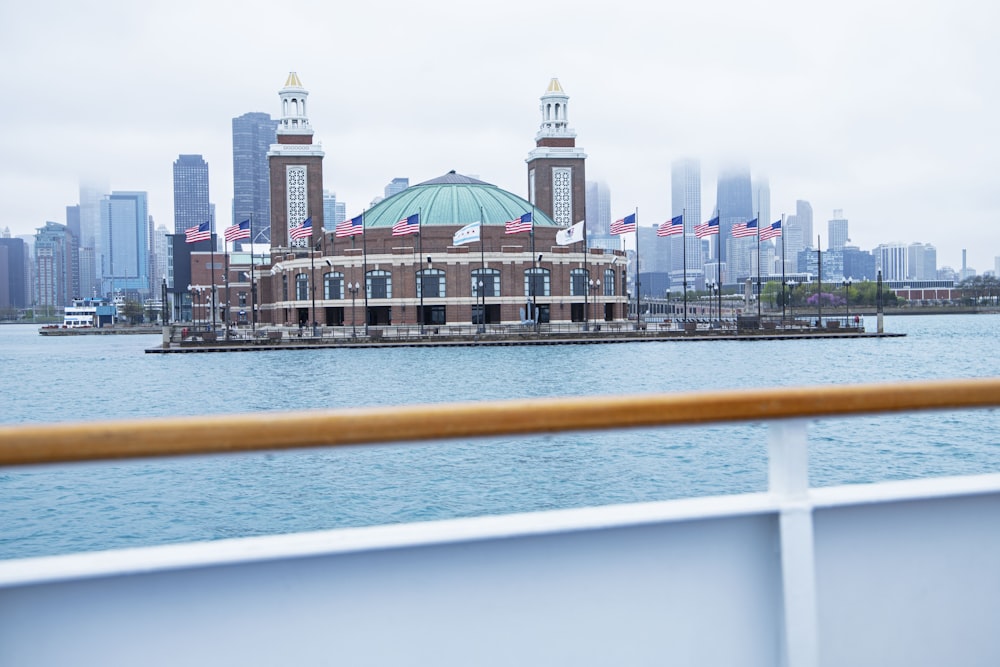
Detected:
[
  {"left": 35, "top": 222, "right": 79, "bottom": 309},
  {"left": 670, "top": 158, "right": 703, "bottom": 291},
  {"left": 828, "top": 210, "right": 849, "bottom": 250},
  {"left": 0, "top": 235, "right": 28, "bottom": 310},
  {"left": 173, "top": 155, "right": 210, "bottom": 237}
]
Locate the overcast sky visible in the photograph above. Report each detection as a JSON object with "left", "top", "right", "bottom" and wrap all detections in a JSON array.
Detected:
[{"left": 2, "top": 0, "right": 998, "bottom": 273}]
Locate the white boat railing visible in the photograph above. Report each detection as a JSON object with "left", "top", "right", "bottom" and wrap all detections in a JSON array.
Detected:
[{"left": 1, "top": 378, "right": 999, "bottom": 667}]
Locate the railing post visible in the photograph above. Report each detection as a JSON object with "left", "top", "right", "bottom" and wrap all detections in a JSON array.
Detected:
[{"left": 769, "top": 420, "right": 819, "bottom": 667}]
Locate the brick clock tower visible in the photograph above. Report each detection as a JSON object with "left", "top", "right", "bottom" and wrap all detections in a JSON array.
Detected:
[
  {"left": 268, "top": 72, "right": 325, "bottom": 252},
  {"left": 526, "top": 78, "right": 587, "bottom": 228}
]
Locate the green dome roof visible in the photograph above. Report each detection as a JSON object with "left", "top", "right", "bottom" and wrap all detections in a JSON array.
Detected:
[{"left": 362, "top": 171, "right": 558, "bottom": 229}]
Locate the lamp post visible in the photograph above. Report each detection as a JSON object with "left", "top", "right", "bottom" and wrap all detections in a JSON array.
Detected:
[
  {"left": 310, "top": 242, "right": 318, "bottom": 337},
  {"left": 589, "top": 278, "right": 601, "bottom": 329},
  {"left": 707, "top": 282, "right": 717, "bottom": 326},
  {"left": 786, "top": 280, "right": 797, "bottom": 324},
  {"left": 665, "top": 288, "right": 671, "bottom": 327},
  {"left": 476, "top": 279, "right": 485, "bottom": 333},
  {"left": 842, "top": 277, "right": 852, "bottom": 325},
  {"left": 187, "top": 284, "right": 193, "bottom": 324},
  {"left": 348, "top": 281, "right": 360, "bottom": 337}
]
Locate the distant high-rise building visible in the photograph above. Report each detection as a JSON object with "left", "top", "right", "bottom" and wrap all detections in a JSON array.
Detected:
[
  {"left": 783, "top": 200, "right": 813, "bottom": 272},
  {"left": 323, "top": 191, "right": 346, "bottom": 230},
  {"left": 875, "top": 243, "right": 908, "bottom": 281},
  {"left": 751, "top": 176, "right": 772, "bottom": 275},
  {"left": 233, "top": 112, "right": 277, "bottom": 244},
  {"left": 828, "top": 210, "right": 849, "bottom": 251},
  {"left": 716, "top": 164, "right": 753, "bottom": 283},
  {"left": 384, "top": 178, "right": 409, "bottom": 199},
  {"left": 35, "top": 221, "right": 79, "bottom": 308},
  {"left": 79, "top": 178, "right": 107, "bottom": 284},
  {"left": 0, "top": 236, "right": 28, "bottom": 309},
  {"left": 101, "top": 191, "right": 150, "bottom": 298},
  {"left": 908, "top": 242, "right": 937, "bottom": 280},
  {"left": 585, "top": 180, "right": 615, "bottom": 252},
  {"left": 151, "top": 223, "right": 169, "bottom": 291},
  {"left": 66, "top": 203, "right": 94, "bottom": 297},
  {"left": 842, "top": 246, "right": 876, "bottom": 281},
  {"left": 526, "top": 78, "right": 587, "bottom": 228},
  {"left": 173, "top": 154, "right": 211, "bottom": 236},
  {"left": 670, "top": 158, "right": 702, "bottom": 289}
]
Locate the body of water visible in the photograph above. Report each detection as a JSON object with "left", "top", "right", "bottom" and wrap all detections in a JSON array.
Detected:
[{"left": 2, "top": 314, "right": 998, "bottom": 560}]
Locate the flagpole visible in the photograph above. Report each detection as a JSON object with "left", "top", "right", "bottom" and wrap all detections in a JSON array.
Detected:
[
  {"left": 682, "top": 208, "right": 688, "bottom": 325},
  {"left": 362, "top": 210, "right": 368, "bottom": 336},
  {"left": 584, "top": 216, "right": 590, "bottom": 331},
  {"left": 479, "top": 206, "right": 486, "bottom": 333},
  {"left": 418, "top": 207, "right": 423, "bottom": 333},
  {"left": 249, "top": 213, "right": 256, "bottom": 337},
  {"left": 224, "top": 250, "right": 231, "bottom": 341},
  {"left": 633, "top": 208, "right": 642, "bottom": 330},
  {"left": 209, "top": 219, "right": 217, "bottom": 335},
  {"left": 530, "top": 205, "right": 537, "bottom": 332},
  {"left": 781, "top": 214, "right": 787, "bottom": 323},
  {"left": 756, "top": 209, "right": 762, "bottom": 323},
  {"left": 716, "top": 210, "right": 722, "bottom": 328}
]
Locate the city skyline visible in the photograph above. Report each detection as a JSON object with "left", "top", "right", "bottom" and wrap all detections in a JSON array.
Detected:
[{"left": 1, "top": 0, "right": 997, "bottom": 273}]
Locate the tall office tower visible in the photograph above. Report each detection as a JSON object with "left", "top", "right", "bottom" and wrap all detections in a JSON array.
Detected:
[
  {"left": 66, "top": 203, "right": 93, "bottom": 297},
  {"left": 908, "top": 242, "right": 937, "bottom": 280},
  {"left": 66, "top": 205, "right": 81, "bottom": 240},
  {"left": 173, "top": 154, "right": 210, "bottom": 236},
  {"left": 751, "top": 176, "right": 771, "bottom": 275},
  {"left": 233, "top": 112, "right": 277, "bottom": 245},
  {"left": 670, "top": 158, "right": 702, "bottom": 289},
  {"left": 100, "top": 191, "right": 150, "bottom": 298},
  {"left": 384, "top": 178, "right": 409, "bottom": 199},
  {"left": 526, "top": 78, "right": 587, "bottom": 227},
  {"left": 715, "top": 164, "right": 753, "bottom": 282},
  {"left": 585, "top": 180, "right": 615, "bottom": 252},
  {"left": 151, "top": 223, "right": 169, "bottom": 291},
  {"left": 875, "top": 243, "right": 908, "bottom": 281},
  {"left": 828, "top": 210, "right": 849, "bottom": 250},
  {"left": 0, "top": 236, "right": 28, "bottom": 309},
  {"left": 323, "top": 190, "right": 347, "bottom": 229},
  {"left": 35, "top": 221, "right": 79, "bottom": 308},
  {"left": 268, "top": 72, "right": 325, "bottom": 251},
  {"left": 783, "top": 200, "right": 813, "bottom": 272},
  {"left": 79, "top": 178, "right": 108, "bottom": 284}
]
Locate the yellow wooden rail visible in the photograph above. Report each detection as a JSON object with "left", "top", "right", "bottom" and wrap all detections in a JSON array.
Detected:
[{"left": 1, "top": 378, "right": 999, "bottom": 467}]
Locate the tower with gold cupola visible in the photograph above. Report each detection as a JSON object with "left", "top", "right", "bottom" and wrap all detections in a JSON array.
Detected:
[
  {"left": 525, "top": 78, "right": 587, "bottom": 229},
  {"left": 268, "top": 72, "right": 325, "bottom": 252}
]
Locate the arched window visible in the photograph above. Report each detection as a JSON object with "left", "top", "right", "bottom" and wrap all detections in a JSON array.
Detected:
[
  {"left": 281, "top": 274, "right": 288, "bottom": 301},
  {"left": 570, "top": 268, "right": 589, "bottom": 296},
  {"left": 418, "top": 269, "right": 446, "bottom": 298},
  {"left": 604, "top": 269, "right": 616, "bottom": 296},
  {"left": 295, "top": 273, "right": 309, "bottom": 301},
  {"left": 471, "top": 268, "right": 500, "bottom": 297},
  {"left": 324, "top": 271, "right": 344, "bottom": 299},
  {"left": 367, "top": 270, "right": 391, "bottom": 299},
  {"left": 524, "top": 268, "right": 550, "bottom": 297}
]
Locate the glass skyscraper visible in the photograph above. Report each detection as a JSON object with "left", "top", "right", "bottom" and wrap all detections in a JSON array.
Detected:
[
  {"left": 173, "top": 154, "right": 210, "bottom": 235},
  {"left": 101, "top": 191, "right": 150, "bottom": 298},
  {"left": 670, "top": 158, "right": 702, "bottom": 288},
  {"left": 232, "top": 112, "right": 277, "bottom": 244}
]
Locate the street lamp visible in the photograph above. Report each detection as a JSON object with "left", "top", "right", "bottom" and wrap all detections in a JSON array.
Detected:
[
  {"left": 589, "top": 278, "right": 601, "bottom": 329},
  {"left": 842, "top": 277, "right": 853, "bottom": 325},
  {"left": 348, "top": 281, "right": 360, "bottom": 337},
  {"left": 786, "top": 280, "right": 797, "bottom": 324},
  {"left": 707, "top": 282, "right": 718, "bottom": 326},
  {"left": 475, "top": 279, "right": 485, "bottom": 333}
]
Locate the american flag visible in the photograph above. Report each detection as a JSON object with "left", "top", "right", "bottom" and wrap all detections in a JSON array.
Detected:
[
  {"left": 185, "top": 221, "right": 211, "bottom": 243},
  {"left": 392, "top": 213, "right": 420, "bottom": 236},
  {"left": 610, "top": 212, "right": 636, "bottom": 235},
  {"left": 289, "top": 217, "right": 313, "bottom": 240},
  {"left": 731, "top": 218, "right": 758, "bottom": 238},
  {"left": 505, "top": 212, "right": 533, "bottom": 234},
  {"left": 694, "top": 216, "right": 719, "bottom": 238},
  {"left": 335, "top": 215, "right": 364, "bottom": 237},
  {"left": 657, "top": 215, "right": 684, "bottom": 237},
  {"left": 759, "top": 220, "right": 782, "bottom": 241},
  {"left": 224, "top": 219, "right": 251, "bottom": 242}
]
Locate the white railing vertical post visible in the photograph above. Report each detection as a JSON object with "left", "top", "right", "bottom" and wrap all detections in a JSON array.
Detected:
[{"left": 769, "top": 420, "right": 819, "bottom": 667}]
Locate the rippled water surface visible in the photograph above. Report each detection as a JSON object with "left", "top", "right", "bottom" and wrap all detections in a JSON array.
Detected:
[{"left": 2, "top": 314, "right": 998, "bottom": 559}]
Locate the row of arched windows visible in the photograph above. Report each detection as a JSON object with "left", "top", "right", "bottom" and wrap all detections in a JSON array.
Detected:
[{"left": 283, "top": 268, "right": 618, "bottom": 301}]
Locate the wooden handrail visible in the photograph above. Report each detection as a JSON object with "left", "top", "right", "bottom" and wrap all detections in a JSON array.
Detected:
[{"left": 2, "top": 378, "right": 999, "bottom": 467}]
